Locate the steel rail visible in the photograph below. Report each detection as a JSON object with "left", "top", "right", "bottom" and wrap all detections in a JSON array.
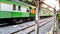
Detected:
[
  {"left": 27, "top": 29, "right": 35, "bottom": 34},
  {"left": 11, "top": 19, "right": 48, "bottom": 34},
  {"left": 27, "top": 19, "right": 53, "bottom": 34},
  {"left": 11, "top": 18, "right": 53, "bottom": 34}
]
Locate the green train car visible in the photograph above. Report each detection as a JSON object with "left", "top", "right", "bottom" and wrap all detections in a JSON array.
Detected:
[{"left": 0, "top": 0, "right": 53, "bottom": 24}]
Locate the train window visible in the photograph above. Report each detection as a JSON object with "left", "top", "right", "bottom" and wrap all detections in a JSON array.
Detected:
[
  {"left": 29, "top": 7, "right": 31, "bottom": 9},
  {"left": 13, "top": 4, "right": 16, "bottom": 10},
  {"left": 27, "top": 9, "right": 29, "bottom": 12},
  {"left": 18, "top": 6, "right": 21, "bottom": 11},
  {"left": 19, "top": 0, "right": 22, "bottom": 1},
  {"left": 20, "top": 7, "right": 27, "bottom": 12}
]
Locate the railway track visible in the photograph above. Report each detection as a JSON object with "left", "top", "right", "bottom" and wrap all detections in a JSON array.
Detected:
[{"left": 11, "top": 17, "right": 53, "bottom": 34}]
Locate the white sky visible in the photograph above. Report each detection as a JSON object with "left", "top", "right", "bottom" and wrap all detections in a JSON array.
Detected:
[{"left": 43, "top": 0, "right": 59, "bottom": 11}]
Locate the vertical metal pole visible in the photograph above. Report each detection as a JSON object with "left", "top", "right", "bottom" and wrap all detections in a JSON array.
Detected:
[
  {"left": 53, "top": 6, "right": 58, "bottom": 34},
  {"left": 54, "top": 7, "right": 56, "bottom": 23},
  {"left": 35, "top": 0, "right": 40, "bottom": 34},
  {"left": 35, "top": 0, "right": 43, "bottom": 34}
]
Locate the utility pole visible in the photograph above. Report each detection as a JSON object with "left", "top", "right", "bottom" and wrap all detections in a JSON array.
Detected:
[{"left": 34, "top": 0, "right": 43, "bottom": 34}]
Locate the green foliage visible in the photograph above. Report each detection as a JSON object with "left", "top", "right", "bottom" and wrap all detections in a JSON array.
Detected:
[
  {"left": 57, "top": 14, "right": 60, "bottom": 20},
  {"left": 57, "top": 10, "right": 60, "bottom": 20}
]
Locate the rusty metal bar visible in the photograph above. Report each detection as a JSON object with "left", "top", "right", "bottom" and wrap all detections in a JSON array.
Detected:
[{"left": 42, "top": 2, "right": 54, "bottom": 9}]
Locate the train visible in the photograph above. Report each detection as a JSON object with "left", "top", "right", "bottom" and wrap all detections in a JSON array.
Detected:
[{"left": 0, "top": 0, "right": 53, "bottom": 24}]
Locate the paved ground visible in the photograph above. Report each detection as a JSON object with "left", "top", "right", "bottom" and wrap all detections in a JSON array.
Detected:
[
  {"left": 39, "top": 19, "right": 54, "bottom": 34},
  {"left": 0, "top": 17, "right": 54, "bottom": 34}
]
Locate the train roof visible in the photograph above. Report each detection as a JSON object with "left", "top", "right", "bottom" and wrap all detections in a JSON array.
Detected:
[{"left": 0, "top": 0, "right": 35, "bottom": 8}]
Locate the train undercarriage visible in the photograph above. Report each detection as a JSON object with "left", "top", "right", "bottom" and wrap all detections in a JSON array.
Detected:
[{"left": 0, "top": 16, "right": 52, "bottom": 26}]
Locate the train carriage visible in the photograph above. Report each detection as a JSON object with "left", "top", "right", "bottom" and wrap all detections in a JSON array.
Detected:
[
  {"left": 0, "top": 0, "right": 36, "bottom": 24},
  {"left": 0, "top": 0, "right": 53, "bottom": 24}
]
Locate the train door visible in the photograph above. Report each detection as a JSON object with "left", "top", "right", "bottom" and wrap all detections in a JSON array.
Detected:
[{"left": 29, "top": 7, "right": 31, "bottom": 17}]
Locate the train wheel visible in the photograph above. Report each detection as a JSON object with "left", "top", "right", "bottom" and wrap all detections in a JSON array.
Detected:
[
  {"left": 13, "top": 19, "right": 17, "bottom": 22},
  {"left": 15, "top": 19, "right": 24, "bottom": 24},
  {"left": 28, "top": 18, "right": 31, "bottom": 21}
]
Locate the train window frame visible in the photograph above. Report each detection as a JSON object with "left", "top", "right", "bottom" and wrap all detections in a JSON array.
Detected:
[
  {"left": 29, "top": 7, "right": 31, "bottom": 13},
  {"left": 18, "top": 6, "right": 21, "bottom": 11},
  {"left": 13, "top": 4, "right": 16, "bottom": 10}
]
